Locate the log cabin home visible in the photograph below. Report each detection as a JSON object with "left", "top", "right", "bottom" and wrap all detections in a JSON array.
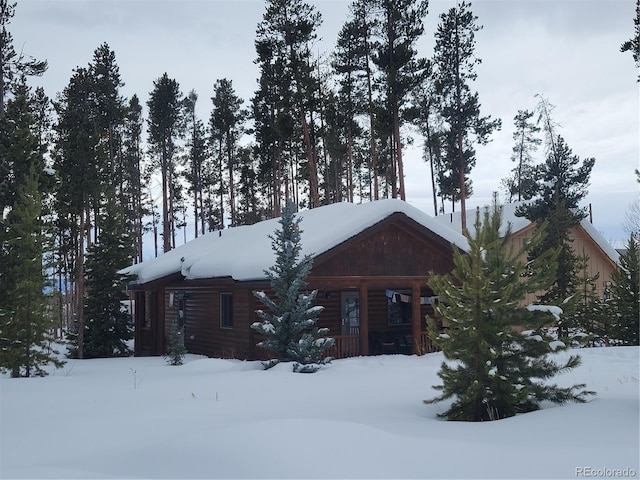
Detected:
[{"left": 120, "top": 199, "right": 470, "bottom": 360}]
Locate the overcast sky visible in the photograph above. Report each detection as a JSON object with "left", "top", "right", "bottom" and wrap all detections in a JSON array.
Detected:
[{"left": 10, "top": 0, "right": 639, "bottom": 245}]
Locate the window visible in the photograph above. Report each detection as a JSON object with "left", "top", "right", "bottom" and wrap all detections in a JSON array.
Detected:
[
  {"left": 220, "top": 292, "right": 233, "bottom": 329},
  {"left": 387, "top": 290, "right": 412, "bottom": 325},
  {"left": 177, "top": 297, "right": 186, "bottom": 329}
]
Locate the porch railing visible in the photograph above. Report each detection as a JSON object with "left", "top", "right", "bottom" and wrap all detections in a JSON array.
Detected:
[
  {"left": 327, "top": 332, "right": 439, "bottom": 359},
  {"left": 326, "top": 334, "right": 360, "bottom": 359},
  {"left": 418, "top": 332, "right": 439, "bottom": 354},
  {"left": 252, "top": 332, "right": 438, "bottom": 361}
]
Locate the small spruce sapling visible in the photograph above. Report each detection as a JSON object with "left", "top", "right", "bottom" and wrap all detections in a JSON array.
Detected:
[
  {"left": 164, "top": 323, "right": 187, "bottom": 366},
  {"left": 425, "top": 204, "right": 595, "bottom": 421},
  {"left": 252, "top": 200, "right": 334, "bottom": 372}
]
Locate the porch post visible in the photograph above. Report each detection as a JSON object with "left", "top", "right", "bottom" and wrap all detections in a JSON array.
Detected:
[
  {"left": 359, "top": 281, "right": 369, "bottom": 356},
  {"left": 412, "top": 281, "right": 421, "bottom": 355}
]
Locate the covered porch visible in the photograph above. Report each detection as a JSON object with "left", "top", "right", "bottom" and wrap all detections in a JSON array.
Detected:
[{"left": 310, "top": 276, "right": 441, "bottom": 359}]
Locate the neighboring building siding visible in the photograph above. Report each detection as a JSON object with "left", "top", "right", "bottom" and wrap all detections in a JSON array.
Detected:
[{"left": 512, "top": 224, "right": 616, "bottom": 304}]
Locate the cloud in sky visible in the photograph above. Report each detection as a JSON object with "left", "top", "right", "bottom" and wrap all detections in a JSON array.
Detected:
[{"left": 10, "top": 0, "right": 639, "bottom": 244}]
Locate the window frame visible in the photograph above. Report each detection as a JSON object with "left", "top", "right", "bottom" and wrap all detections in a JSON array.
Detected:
[{"left": 220, "top": 292, "right": 233, "bottom": 329}]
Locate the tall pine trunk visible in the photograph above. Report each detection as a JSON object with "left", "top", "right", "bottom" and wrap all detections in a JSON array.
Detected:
[
  {"left": 300, "top": 108, "right": 319, "bottom": 208},
  {"left": 161, "top": 144, "right": 170, "bottom": 253},
  {"left": 365, "top": 40, "right": 378, "bottom": 201},
  {"left": 393, "top": 105, "right": 405, "bottom": 200}
]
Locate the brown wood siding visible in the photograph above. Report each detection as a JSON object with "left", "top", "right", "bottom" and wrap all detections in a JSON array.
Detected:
[
  {"left": 311, "top": 215, "right": 455, "bottom": 278},
  {"left": 162, "top": 284, "right": 257, "bottom": 360},
  {"left": 316, "top": 291, "right": 341, "bottom": 332}
]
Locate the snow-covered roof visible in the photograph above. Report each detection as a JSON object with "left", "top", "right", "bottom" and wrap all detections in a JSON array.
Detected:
[
  {"left": 121, "top": 199, "right": 470, "bottom": 284},
  {"left": 432, "top": 202, "right": 531, "bottom": 236},
  {"left": 433, "top": 202, "right": 620, "bottom": 265}
]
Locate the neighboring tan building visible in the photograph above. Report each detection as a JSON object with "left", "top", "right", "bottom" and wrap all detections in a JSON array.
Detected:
[{"left": 433, "top": 203, "right": 620, "bottom": 303}]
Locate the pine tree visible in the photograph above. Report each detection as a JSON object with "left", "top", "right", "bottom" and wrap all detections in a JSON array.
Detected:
[
  {"left": 53, "top": 66, "right": 101, "bottom": 359},
  {"left": 254, "top": 0, "right": 322, "bottom": 214},
  {"left": 620, "top": 0, "right": 640, "bottom": 82},
  {"left": 147, "top": 73, "right": 184, "bottom": 252},
  {"left": 0, "top": 0, "right": 47, "bottom": 116},
  {"left": 0, "top": 85, "right": 64, "bottom": 376},
  {"left": 337, "top": 0, "right": 381, "bottom": 200},
  {"left": 122, "top": 95, "right": 145, "bottom": 262},
  {"left": 425, "top": 204, "right": 593, "bottom": 421},
  {"left": 235, "top": 145, "right": 264, "bottom": 225},
  {"left": 432, "top": 1, "right": 501, "bottom": 229},
  {"left": 501, "top": 109, "right": 541, "bottom": 202},
  {"left": 372, "top": 0, "right": 429, "bottom": 201},
  {"left": 210, "top": 79, "right": 245, "bottom": 227},
  {"left": 252, "top": 200, "right": 334, "bottom": 372},
  {"left": 332, "top": 12, "right": 369, "bottom": 202},
  {"left": 562, "top": 251, "right": 609, "bottom": 346},
  {"left": 78, "top": 197, "right": 133, "bottom": 359},
  {"left": 516, "top": 114, "right": 595, "bottom": 337},
  {"left": 164, "top": 323, "right": 187, "bottom": 366},
  {"left": 183, "top": 90, "right": 207, "bottom": 237},
  {"left": 609, "top": 233, "right": 640, "bottom": 345}
]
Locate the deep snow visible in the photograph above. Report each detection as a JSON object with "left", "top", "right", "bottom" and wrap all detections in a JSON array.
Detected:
[{"left": 1, "top": 347, "right": 638, "bottom": 479}]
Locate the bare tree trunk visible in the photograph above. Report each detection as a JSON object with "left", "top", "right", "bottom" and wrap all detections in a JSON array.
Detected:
[
  {"left": 346, "top": 127, "right": 354, "bottom": 203},
  {"left": 76, "top": 200, "right": 86, "bottom": 359},
  {"left": 458, "top": 133, "right": 467, "bottom": 232},
  {"left": 454, "top": 12, "right": 467, "bottom": 232},
  {"left": 365, "top": 52, "right": 378, "bottom": 201},
  {"left": 317, "top": 63, "right": 330, "bottom": 203},
  {"left": 273, "top": 146, "right": 281, "bottom": 217},
  {"left": 0, "top": 51, "right": 5, "bottom": 116},
  {"left": 393, "top": 106, "right": 405, "bottom": 200},
  {"left": 227, "top": 130, "right": 236, "bottom": 226},
  {"left": 161, "top": 145, "right": 171, "bottom": 253},
  {"left": 424, "top": 107, "right": 439, "bottom": 216},
  {"left": 390, "top": 131, "right": 398, "bottom": 199},
  {"left": 300, "top": 109, "right": 319, "bottom": 208}
]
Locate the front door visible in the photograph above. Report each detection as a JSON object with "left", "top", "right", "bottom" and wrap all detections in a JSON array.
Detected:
[{"left": 341, "top": 292, "right": 360, "bottom": 335}]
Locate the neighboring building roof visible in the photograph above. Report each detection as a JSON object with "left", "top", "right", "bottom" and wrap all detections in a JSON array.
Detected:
[
  {"left": 121, "top": 199, "right": 470, "bottom": 284},
  {"left": 432, "top": 202, "right": 531, "bottom": 236},
  {"left": 433, "top": 202, "right": 620, "bottom": 265}
]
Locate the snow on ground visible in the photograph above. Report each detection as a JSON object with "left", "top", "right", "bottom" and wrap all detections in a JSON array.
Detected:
[{"left": 1, "top": 347, "right": 638, "bottom": 479}]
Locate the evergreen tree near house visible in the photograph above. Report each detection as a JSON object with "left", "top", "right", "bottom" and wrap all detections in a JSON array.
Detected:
[
  {"left": 147, "top": 73, "right": 184, "bottom": 253},
  {"left": 252, "top": 200, "right": 334, "bottom": 372},
  {"left": 608, "top": 234, "right": 640, "bottom": 345},
  {"left": 334, "top": 0, "right": 380, "bottom": 201},
  {"left": 253, "top": 0, "right": 323, "bottom": 214},
  {"left": 210, "top": 78, "right": 246, "bottom": 227},
  {"left": 516, "top": 96, "right": 595, "bottom": 337},
  {"left": 0, "top": 83, "right": 64, "bottom": 377},
  {"left": 501, "top": 109, "right": 541, "bottom": 202},
  {"left": 371, "top": 0, "right": 429, "bottom": 201},
  {"left": 183, "top": 90, "right": 208, "bottom": 238},
  {"left": 432, "top": 1, "right": 501, "bottom": 229},
  {"left": 72, "top": 197, "right": 133, "bottom": 359},
  {"left": 561, "top": 251, "right": 608, "bottom": 346},
  {"left": 164, "top": 323, "right": 187, "bottom": 366},
  {"left": 425, "top": 204, "right": 593, "bottom": 421}
]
